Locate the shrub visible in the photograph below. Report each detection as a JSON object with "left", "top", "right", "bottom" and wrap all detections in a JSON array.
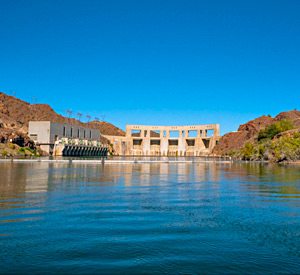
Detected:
[
  {"left": 258, "top": 120, "right": 294, "bottom": 141},
  {"left": 271, "top": 134, "right": 300, "bottom": 162},
  {"left": 8, "top": 143, "right": 15, "bottom": 150},
  {"left": 241, "top": 142, "right": 255, "bottom": 160},
  {"left": 24, "top": 147, "right": 35, "bottom": 154}
]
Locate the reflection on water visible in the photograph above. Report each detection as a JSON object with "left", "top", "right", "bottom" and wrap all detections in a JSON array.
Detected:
[{"left": 0, "top": 162, "right": 300, "bottom": 274}]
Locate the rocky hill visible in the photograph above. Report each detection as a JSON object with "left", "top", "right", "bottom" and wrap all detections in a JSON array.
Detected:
[
  {"left": 88, "top": 121, "right": 125, "bottom": 136},
  {"left": 0, "top": 92, "right": 125, "bottom": 144},
  {"left": 214, "top": 110, "right": 300, "bottom": 156}
]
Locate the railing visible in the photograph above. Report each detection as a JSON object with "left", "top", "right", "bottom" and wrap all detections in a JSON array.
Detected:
[{"left": 55, "top": 138, "right": 102, "bottom": 147}]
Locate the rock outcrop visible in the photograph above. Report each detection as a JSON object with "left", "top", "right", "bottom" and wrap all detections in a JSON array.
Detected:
[
  {"left": 274, "top": 110, "right": 300, "bottom": 128},
  {"left": 213, "top": 111, "right": 300, "bottom": 155}
]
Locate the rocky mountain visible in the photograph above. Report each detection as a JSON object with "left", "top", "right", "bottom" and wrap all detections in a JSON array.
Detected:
[
  {"left": 214, "top": 110, "right": 300, "bottom": 156},
  {"left": 0, "top": 92, "right": 125, "bottom": 143}
]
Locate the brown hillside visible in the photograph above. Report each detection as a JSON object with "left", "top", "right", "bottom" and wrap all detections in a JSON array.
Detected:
[
  {"left": 213, "top": 111, "right": 300, "bottom": 155},
  {"left": 213, "top": 115, "right": 274, "bottom": 155},
  {"left": 275, "top": 110, "right": 300, "bottom": 128},
  {"left": 0, "top": 92, "right": 124, "bottom": 143},
  {"left": 0, "top": 93, "right": 77, "bottom": 132},
  {"left": 88, "top": 121, "right": 125, "bottom": 136}
]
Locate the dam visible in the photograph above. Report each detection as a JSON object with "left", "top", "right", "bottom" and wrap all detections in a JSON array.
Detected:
[{"left": 104, "top": 124, "right": 220, "bottom": 156}]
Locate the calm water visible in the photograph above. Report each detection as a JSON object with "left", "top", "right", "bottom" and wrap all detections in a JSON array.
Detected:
[{"left": 1, "top": 161, "right": 300, "bottom": 274}]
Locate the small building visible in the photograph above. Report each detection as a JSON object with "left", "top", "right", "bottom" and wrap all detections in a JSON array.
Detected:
[{"left": 29, "top": 121, "right": 107, "bottom": 156}]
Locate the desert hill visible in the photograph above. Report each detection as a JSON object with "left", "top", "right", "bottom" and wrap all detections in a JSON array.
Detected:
[
  {"left": 214, "top": 110, "right": 300, "bottom": 158},
  {"left": 88, "top": 121, "right": 125, "bottom": 137},
  {"left": 0, "top": 92, "right": 125, "bottom": 143}
]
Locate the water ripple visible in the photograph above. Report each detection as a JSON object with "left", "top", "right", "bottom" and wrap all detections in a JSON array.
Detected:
[{"left": 0, "top": 162, "right": 300, "bottom": 274}]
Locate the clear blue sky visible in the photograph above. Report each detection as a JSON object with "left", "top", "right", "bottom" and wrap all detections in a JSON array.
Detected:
[{"left": 1, "top": 0, "right": 299, "bottom": 134}]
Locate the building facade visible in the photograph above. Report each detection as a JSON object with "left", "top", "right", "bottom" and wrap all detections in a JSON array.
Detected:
[
  {"left": 104, "top": 124, "right": 220, "bottom": 156},
  {"left": 29, "top": 121, "right": 107, "bottom": 156}
]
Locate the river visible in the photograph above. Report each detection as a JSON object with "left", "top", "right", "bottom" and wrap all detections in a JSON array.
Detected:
[{"left": 0, "top": 161, "right": 300, "bottom": 274}]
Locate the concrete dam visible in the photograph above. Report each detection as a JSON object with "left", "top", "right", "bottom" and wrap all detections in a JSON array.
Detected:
[{"left": 104, "top": 124, "right": 220, "bottom": 156}]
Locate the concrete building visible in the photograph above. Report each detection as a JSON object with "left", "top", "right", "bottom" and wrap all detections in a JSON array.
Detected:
[
  {"left": 29, "top": 121, "right": 108, "bottom": 156},
  {"left": 104, "top": 124, "right": 220, "bottom": 156}
]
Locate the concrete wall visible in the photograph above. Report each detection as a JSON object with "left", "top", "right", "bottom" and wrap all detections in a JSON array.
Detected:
[
  {"left": 102, "top": 135, "right": 127, "bottom": 156},
  {"left": 104, "top": 124, "right": 220, "bottom": 156},
  {"left": 29, "top": 121, "right": 51, "bottom": 144},
  {"left": 29, "top": 121, "right": 100, "bottom": 144},
  {"left": 49, "top": 122, "right": 100, "bottom": 143},
  {"left": 29, "top": 121, "right": 101, "bottom": 155}
]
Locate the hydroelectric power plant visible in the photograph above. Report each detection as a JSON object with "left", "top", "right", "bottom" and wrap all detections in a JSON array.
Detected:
[
  {"left": 29, "top": 121, "right": 220, "bottom": 157},
  {"left": 29, "top": 121, "right": 108, "bottom": 157}
]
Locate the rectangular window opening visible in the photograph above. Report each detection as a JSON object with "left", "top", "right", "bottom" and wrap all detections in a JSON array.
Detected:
[
  {"left": 169, "top": 131, "right": 179, "bottom": 138},
  {"left": 207, "top": 130, "right": 214, "bottom": 137},
  {"left": 186, "top": 139, "right": 195, "bottom": 146},
  {"left": 188, "top": 130, "right": 197, "bottom": 138},
  {"left": 30, "top": 134, "right": 38, "bottom": 141},
  {"left": 168, "top": 139, "right": 178, "bottom": 146},
  {"left": 150, "top": 130, "right": 160, "bottom": 137},
  {"left": 150, "top": 140, "right": 160, "bottom": 145},
  {"left": 133, "top": 139, "right": 142, "bottom": 145},
  {"left": 203, "top": 139, "right": 210, "bottom": 148},
  {"left": 131, "top": 130, "right": 141, "bottom": 137}
]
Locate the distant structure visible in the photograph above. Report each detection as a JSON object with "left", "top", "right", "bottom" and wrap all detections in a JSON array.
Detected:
[
  {"left": 29, "top": 121, "right": 108, "bottom": 156},
  {"left": 103, "top": 124, "right": 220, "bottom": 156}
]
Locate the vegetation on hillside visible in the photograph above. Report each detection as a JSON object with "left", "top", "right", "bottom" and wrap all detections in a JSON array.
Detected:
[
  {"left": 257, "top": 120, "right": 294, "bottom": 141},
  {"left": 0, "top": 143, "right": 40, "bottom": 157},
  {"left": 231, "top": 120, "right": 300, "bottom": 162}
]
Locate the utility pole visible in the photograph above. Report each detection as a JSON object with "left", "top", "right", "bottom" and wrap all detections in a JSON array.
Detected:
[
  {"left": 66, "top": 109, "right": 73, "bottom": 118},
  {"left": 77, "top": 112, "right": 82, "bottom": 121},
  {"left": 86, "top": 114, "right": 91, "bottom": 123}
]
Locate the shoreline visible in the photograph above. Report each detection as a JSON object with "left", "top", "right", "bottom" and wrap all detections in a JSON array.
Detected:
[
  {"left": 0, "top": 157, "right": 298, "bottom": 165},
  {"left": 0, "top": 158, "right": 233, "bottom": 164}
]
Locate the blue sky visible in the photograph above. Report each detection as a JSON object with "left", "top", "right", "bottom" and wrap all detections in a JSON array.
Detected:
[{"left": 1, "top": 0, "right": 299, "bottom": 134}]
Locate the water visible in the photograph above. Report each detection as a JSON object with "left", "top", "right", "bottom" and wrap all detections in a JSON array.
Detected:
[{"left": 0, "top": 161, "right": 300, "bottom": 274}]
